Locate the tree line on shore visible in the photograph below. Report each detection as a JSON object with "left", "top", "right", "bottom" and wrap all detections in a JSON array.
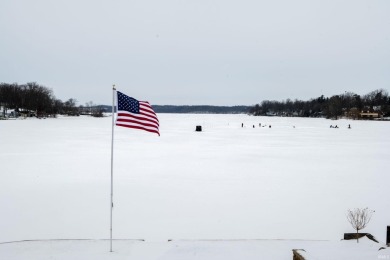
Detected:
[
  {"left": 0, "top": 82, "right": 104, "bottom": 118},
  {"left": 249, "top": 89, "right": 390, "bottom": 119},
  {"left": 1, "top": 82, "right": 389, "bottom": 119}
]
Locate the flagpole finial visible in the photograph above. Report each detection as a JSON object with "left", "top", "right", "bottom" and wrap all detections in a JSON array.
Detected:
[{"left": 112, "top": 84, "right": 116, "bottom": 90}]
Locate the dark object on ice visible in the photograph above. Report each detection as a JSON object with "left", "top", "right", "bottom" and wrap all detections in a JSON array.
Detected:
[
  {"left": 259, "top": 123, "right": 261, "bottom": 127},
  {"left": 241, "top": 123, "right": 244, "bottom": 128},
  {"left": 269, "top": 125, "right": 271, "bottom": 128},
  {"left": 343, "top": 233, "right": 379, "bottom": 243},
  {"left": 335, "top": 125, "right": 338, "bottom": 128},
  {"left": 292, "top": 249, "right": 306, "bottom": 260},
  {"left": 195, "top": 125, "right": 202, "bottom": 132},
  {"left": 387, "top": 226, "right": 390, "bottom": 245},
  {"left": 348, "top": 124, "right": 351, "bottom": 129},
  {"left": 253, "top": 125, "right": 255, "bottom": 128},
  {"left": 330, "top": 125, "right": 333, "bottom": 128}
]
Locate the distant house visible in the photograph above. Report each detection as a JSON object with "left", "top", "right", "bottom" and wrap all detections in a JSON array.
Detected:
[
  {"left": 9, "top": 110, "right": 20, "bottom": 118},
  {"left": 0, "top": 109, "right": 18, "bottom": 118},
  {"left": 292, "top": 111, "right": 300, "bottom": 117},
  {"left": 359, "top": 112, "right": 382, "bottom": 119},
  {"left": 266, "top": 111, "right": 277, "bottom": 116},
  {"left": 359, "top": 106, "right": 383, "bottom": 119}
]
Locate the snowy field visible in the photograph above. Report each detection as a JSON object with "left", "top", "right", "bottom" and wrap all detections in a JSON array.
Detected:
[{"left": 0, "top": 114, "right": 389, "bottom": 259}]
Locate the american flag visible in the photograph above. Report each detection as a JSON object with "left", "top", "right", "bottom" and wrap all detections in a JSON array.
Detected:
[{"left": 116, "top": 91, "right": 160, "bottom": 136}]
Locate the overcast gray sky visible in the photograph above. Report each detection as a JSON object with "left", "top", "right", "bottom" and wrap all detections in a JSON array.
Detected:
[{"left": 1, "top": 0, "right": 389, "bottom": 106}]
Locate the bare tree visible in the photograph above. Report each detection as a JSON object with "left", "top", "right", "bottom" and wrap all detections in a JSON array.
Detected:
[
  {"left": 346, "top": 208, "right": 374, "bottom": 243},
  {"left": 64, "top": 98, "right": 78, "bottom": 115},
  {"left": 84, "top": 101, "right": 93, "bottom": 115}
]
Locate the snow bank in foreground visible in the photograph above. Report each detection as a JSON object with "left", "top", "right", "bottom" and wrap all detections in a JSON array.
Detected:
[{"left": 0, "top": 239, "right": 389, "bottom": 260}]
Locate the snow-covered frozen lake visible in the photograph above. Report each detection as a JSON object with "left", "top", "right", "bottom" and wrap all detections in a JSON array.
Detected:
[{"left": 0, "top": 114, "right": 389, "bottom": 258}]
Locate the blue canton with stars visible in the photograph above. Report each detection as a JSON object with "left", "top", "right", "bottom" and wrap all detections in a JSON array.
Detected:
[{"left": 117, "top": 91, "right": 140, "bottom": 114}]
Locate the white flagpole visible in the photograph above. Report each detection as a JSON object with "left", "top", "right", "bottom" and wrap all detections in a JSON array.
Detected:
[{"left": 110, "top": 84, "right": 116, "bottom": 252}]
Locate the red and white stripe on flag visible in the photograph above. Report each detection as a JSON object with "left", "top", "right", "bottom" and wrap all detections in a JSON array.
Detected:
[{"left": 115, "top": 91, "right": 160, "bottom": 136}]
